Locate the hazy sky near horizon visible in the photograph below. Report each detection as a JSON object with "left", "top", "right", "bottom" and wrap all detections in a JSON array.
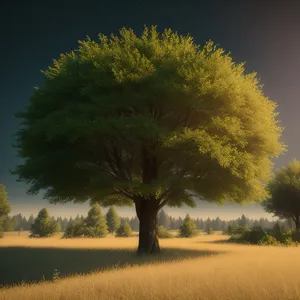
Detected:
[{"left": 1, "top": 1, "right": 300, "bottom": 219}]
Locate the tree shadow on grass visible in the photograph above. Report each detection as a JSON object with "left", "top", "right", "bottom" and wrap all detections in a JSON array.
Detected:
[
  {"left": 0, "top": 247, "right": 223, "bottom": 287},
  {"left": 199, "top": 238, "right": 232, "bottom": 244}
]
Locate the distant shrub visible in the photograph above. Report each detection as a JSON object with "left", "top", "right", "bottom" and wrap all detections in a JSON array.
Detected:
[
  {"left": 232, "top": 225, "right": 249, "bottom": 236},
  {"left": 157, "top": 225, "right": 173, "bottom": 238},
  {"left": 258, "top": 235, "right": 280, "bottom": 246},
  {"left": 224, "top": 225, "right": 249, "bottom": 236},
  {"left": 228, "top": 225, "right": 299, "bottom": 247},
  {"left": 116, "top": 222, "right": 133, "bottom": 237},
  {"left": 241, "top": 226, "right": 267, "bottom": 244},
  {"left": 282, "top": 237, "right": 294, "bottom": 246}
]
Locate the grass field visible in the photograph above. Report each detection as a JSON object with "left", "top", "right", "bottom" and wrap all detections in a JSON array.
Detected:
[{"left": 0, "top": 232, "right": 299, "bottom": 300}]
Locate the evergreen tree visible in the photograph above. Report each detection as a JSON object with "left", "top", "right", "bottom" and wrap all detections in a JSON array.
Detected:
[
  {"left": 14, "top": 214, "right": 23, "bottom": 231},
  {"left": 205, "top": 218, "right": 212, "bottom": 232},
  {"left": 179, "top": 214, "right": 198, "bottom": 237},
  {"left": 61, "top": 217, "right": 69, "bottom": 232},
  {"left": 84, "top": 204, "right": 108, "bottom": 237},
  {"left": 129, "top": 216, "right": 139, "bottom": 231},
  {"left": 239, "top": 214, "right": 248, "bottom": 227},
  {"left": 176, "top": 217, "right": 183, "bottom": 229},
  {"left": 169, "top": 217, "right": 176, "bottom": 230},
  {"left": 31, "top": 208, "right": 60, "bottom": 237},
  {"left": 157, "top": 209, "right": 171, "bottom": 229},
  {"left": 20, "top": 216, "right": 29, "bottom": 231},
  {"left": 272, "top": 222, "right": 283, "bottom": 242},
  {"left": 28, "top": 215, "right": 35, "bottom": 226},
  {"left": 116, "top": 221, "right": 132, "bottom": 237},
  {"left": 106, "top": 206, "right": 121, "bottom": 234},
  {"left": 221, "top": 221, "right": 227, "bottom": 232},
  {"left": 63, "top": 220, "right": 85, "bottom": 238},
  {"left": 0, "top": 184, "right": 11, "bottom": 237},
  {"left": 3, "top": 216, "right": 16, "bottom": 232},
  {"left": 56, "top": 217, "right": 63, "bottom": 231},
  {"left": 215, "top": 217, "right": 223, "bottom": 231}
]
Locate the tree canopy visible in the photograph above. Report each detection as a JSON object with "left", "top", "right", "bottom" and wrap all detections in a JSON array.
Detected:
[
  {"left": 263, "top": 159, "right": 300, "bottom": 229},
  {"left": 12, "top": 26, "right": 285, "bottom": 253}
]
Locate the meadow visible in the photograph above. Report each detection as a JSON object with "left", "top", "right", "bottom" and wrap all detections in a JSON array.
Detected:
[{"left": 0, "top": 232, "right": 300, "bottom": 300}]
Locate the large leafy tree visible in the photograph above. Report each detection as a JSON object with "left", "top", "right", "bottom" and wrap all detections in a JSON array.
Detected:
[
  {"left": 263, "top": 160, "right": 300, "bottom": 230},
  {"left": 0, "top": 184, "right": 11, "bottom": 237},
  {"left": 12, "top": 26, "right": 284, "bottom": 254}
]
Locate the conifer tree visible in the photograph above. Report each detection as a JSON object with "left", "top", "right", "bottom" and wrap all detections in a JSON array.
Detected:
[
  {"left": 106, "top": 206, "right": 121, "bottom": 234},
  {"left": 157, "top": 209, "right": 171, "bottom": 229},
  {"left": 31, "top": 208, "right": 59, "bottom": 237},
  {"left": 84, "top": 204, "right": 108, "bottom": 237},
  {"left": 63, "top": 219, "right": 85, "bottom": 238},
  {"left": 116, "top": 221, "right": 132, "bottom": 237},
  {"left": 179, "top": 214, "right": 198, "bottom": 237}
]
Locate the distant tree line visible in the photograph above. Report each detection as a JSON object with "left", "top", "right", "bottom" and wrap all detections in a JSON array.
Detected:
[{"left": 3, "top": 208, "right": 295, "bottom": 233}]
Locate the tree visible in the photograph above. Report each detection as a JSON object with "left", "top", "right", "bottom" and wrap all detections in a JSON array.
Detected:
[
  {"left": 12, "top": 26, "right": 284, "bottom": 254},
  {"left": 13, "top": 214, "right": 23, "bottom": 231},
  {"left": 106, "top": 206, "right": 121, "bottom": 234},
  {"left": 0, "top": 185, "right": 11, "bottom": 237},
  {"left": 3, "top": 216, "right": 16, "bottom": 232},
  {"left": 157, "top": 209, "right": 171, "bottom": 229},
  {"left": 226, "top": 224, "right": 233, "bottom": 235},
  {"left": 61, "top": 217, "right": 69, "bottom": 232},
  {"left": 214, "top": 217, "right": 222, "bottom": 231},
  {"left": 28, "top": 215, "right": 35, "bottom": 226},
  {"left": 205, "top": 218, "right": 212, "bottom": 232},
  {"left": 84, "top": 204, "right": 108, "bottom": 237},
  {"left": 239, "top": 214, "right": 248, "bottom": 227},
  {"left": 31, "top": 208, "right": 59, "bottom": 237},
  {"left": 63, "top": 220, "right": 85, "bottom": 238},
  {"left": 179, "top": 214, "right": 198, "bottom": 237},
  {"left": 262, "top": 160, "right": 300, "bottom": 230},
  {"left": 116, "top": 221, "right": 132, "bottom": 237}
]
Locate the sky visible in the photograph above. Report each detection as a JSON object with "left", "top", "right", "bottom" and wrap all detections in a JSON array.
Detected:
[{"left": 1, "top": 0, "right": 300, "bottom": 219}]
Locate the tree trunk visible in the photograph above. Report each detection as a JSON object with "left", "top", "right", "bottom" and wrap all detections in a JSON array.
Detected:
[{"left": 135, "top": 199, "right": 160, "bottom": 255}]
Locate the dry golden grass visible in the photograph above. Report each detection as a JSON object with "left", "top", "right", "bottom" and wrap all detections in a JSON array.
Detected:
[{"left": 0, "top": 233, "right": 300, "bottom": 300}]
